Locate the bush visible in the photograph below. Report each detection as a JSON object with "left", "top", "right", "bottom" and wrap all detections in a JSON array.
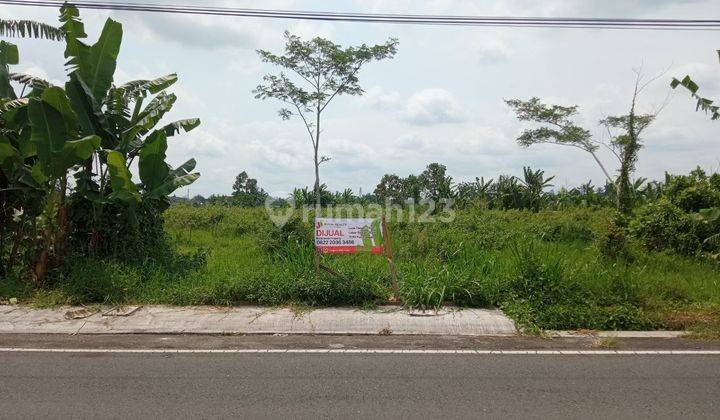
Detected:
[
  {"left": 665, "top": 167, "right": 720, "bottom": 212},
  {"left": 630, "top": 199, "right": 701, "bottom": 255},
  {"left": 598, "top": 214, "right": 634, "bottom": 262},
  {"left": 674, "top": 184, "right": 720, "bottom": 213},
  {"left": 259, "top": 215, "right": 313, "bottom": 255}
]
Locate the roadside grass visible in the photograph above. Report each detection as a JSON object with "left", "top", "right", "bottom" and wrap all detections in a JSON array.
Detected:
[
  {"left": 2, "top": 204, "right": 719, "bottom": 332},
  {"left": 594, "top": 336, "right": 619, "bottom": 349},
  {"left": 686, "top": 322, "right": 720, "bottom": 340}
]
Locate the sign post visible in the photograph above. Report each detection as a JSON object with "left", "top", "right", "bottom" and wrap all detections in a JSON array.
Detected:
[
  {"left": 381, "top": 216, "right": 400, "bottom": 301},
  {"left": 315, "top": 217, "right": 399, "bottom": 301}
]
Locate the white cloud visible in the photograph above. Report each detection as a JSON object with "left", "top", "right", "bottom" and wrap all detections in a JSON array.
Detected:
[
  {"left": 474, "top": 38, "right": 513, "bottom": 63},
  {"left": 325, "top": 138, "right": 380, "bottom": 169},
  {"left": 250, "top": 136, "right": 309, "bottom": 170},
  {"left": 180, "top": 130, "right": 230, "bottom": 158},
  {"left": 5, "top": 0, "right": 720, "bottom": 198},
  {"left": 124, "top": 0, "right": 333, "bottom": 53},
  {"left": 357, "top": 86, "right": 401, "bottom": 109},
  {"left": 128, "top": 13, "right": 274, "bottom": 51},
  {"left": 402, "top": 88, "right": 467, "bottom": 125}
]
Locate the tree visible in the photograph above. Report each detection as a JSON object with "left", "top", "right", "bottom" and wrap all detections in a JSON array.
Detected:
[
  {"left": 516, "top": 167, "right": 554, "bottom": 212},
  {"left": 504, "top": 97, "right": 613, "bottom": 183},
  {"left": 374, "top": 174, "right": 404, "bottom": 205},
  {"left": 0, "top": 18, "right": 65, "bottom": 276},
  {"left": 254, "top": 32, "right": 398, "bottom": 212},
  {"left": 420, "top": 163, "right": 453, "bottom": 202},
  {"left": 454, "top": 177, "right": 493, "bottom": 208},
  {"left": 493, "top": 175, "right": 523, "bottom": 210},
  {"left": 671, "top": 50, "right": 719, "bottom": 121},
  {"left": 0, "top": 5, "right": 201, "bottom": 278},
  {"left": 232, "top": 171, "right": 268, "bottom": 207},
  {"left": 506, "top": 70, "right": 660, "bottom": 215},
  {"left": 336, "top": 188, "right": 356, "bottom": 205},
  {"left": 401, "top": 174, "right": 423, "bottom": 204}
]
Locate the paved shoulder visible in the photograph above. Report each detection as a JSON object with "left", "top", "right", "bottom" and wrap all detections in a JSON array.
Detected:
[{"left": 0, "top": 305, "right": 516, "bottom": 335}]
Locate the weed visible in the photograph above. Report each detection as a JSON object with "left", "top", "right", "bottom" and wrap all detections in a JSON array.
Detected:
[
  {"left": 595, "top": 336, "right": 619, "bottom": 349},
  {"left": 378, "top": 327, "right": 392, "bottom": 335}
]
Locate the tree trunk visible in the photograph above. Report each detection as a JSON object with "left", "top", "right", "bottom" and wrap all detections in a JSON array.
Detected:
[
  {"left": 617, "top": 88, "right": 639, "bottom": 216},
  {"left": 7, "top": 223, "right": 24, "bottom": 272},
  {"left": 313, "top": 107, "right": 321, "bottom": 276},
  {"left": 314, "top": 109, "right": 321, "bottom": 212},
  {"left": 55, "top": 176, "right": 68, "bottom": 257}
]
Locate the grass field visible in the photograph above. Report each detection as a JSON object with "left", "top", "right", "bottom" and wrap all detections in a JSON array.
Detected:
[{"left": 3, "top": 204, "right": 719, "bottom": 332}]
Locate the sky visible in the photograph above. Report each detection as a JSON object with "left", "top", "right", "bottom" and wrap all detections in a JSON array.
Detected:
[{"left": 2, "top": 0, "right": 719, "bottom": 197}]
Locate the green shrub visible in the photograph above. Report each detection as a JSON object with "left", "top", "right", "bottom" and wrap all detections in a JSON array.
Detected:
[
  {"left": 598, "top": 214, "right": 634, "bottom": 262},
  {"left": 259, "top": 215, "right": 313, "bottom": 255},
  {"left": 630, "top": 199, "right": 701, "bottom": 255},
  {"left": 665, "top": 167, "right": 720, "bottom": 212},
  {"left": 674, "top": 184, "right": 720, "bottom": 213}
]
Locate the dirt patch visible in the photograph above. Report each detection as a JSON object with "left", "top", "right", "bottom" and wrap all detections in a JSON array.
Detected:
[{"left": 662, "top": 309, "right": 719, "bottom": 330}]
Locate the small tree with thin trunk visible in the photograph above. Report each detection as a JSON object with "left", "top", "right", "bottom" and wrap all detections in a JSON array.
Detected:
[
  {"left": 254, "top": 31, "right": 398, "bottom": 211},
  {"left": 505, "top": 70, "right": 662, "bottom": 215}
]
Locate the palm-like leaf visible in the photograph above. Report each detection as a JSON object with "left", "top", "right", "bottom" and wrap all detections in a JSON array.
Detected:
[
  {"left": 10, "top": 72, "right": 50, "bottom": 89},
  {"left": 161, "top": 118, "right": 200, "bottom": 136},
  {"left": 0, "top": 19, "right": 64, "bottom": 41},
  {"left": 671, "top": 73, "right": 720, "bottom": 121},
  {"left": 113, "top": 74, "right": 177, "bottom": 101},
  {"left": 0, "top": 97, "right": 28, "bottom": 112},
  {"left": 106, "top": 150, "right": 140, "bottom": 203},
  {"left": 0, "top": 40, "right": 19, "bottom": 99},
  {"left": 139, "top": 130, "right": 169, "bottom": 192},
  {"left": 78, "top": 19, "right": 122, "bottom": 103}
]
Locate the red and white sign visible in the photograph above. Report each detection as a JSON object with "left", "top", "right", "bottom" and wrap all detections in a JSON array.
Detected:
[{"left": 315, "top": 218, "right": 384, "bottom": 254}]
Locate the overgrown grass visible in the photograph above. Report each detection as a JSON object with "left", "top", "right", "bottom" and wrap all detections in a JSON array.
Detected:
[{"left": 2, "top": 204, "right": 719, "bottom": 332}]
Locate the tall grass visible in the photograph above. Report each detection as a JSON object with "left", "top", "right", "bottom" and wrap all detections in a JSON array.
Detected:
[{"left": 3, "top": 204, "right": 718, "bottom": 331}]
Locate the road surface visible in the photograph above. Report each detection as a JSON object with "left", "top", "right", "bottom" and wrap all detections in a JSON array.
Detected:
[{"left": 2, "top": 348, "right": 719, "bottom": 419}]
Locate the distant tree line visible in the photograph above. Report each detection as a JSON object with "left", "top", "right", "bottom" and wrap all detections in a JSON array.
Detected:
[{"left": 171, "top": 163, "right": 716, "bottom": 213}]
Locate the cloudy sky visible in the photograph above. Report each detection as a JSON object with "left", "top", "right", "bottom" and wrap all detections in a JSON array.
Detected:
[{"left": 3, "top": 0, "right": 719, "bottom": 197}]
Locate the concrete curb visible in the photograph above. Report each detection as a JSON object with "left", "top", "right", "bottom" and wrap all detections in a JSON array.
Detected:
[
  {"left": 0, "top": 305, "right": 517, "bottom": 336},
  {"left": 0, "top": 305, "right": 691, "bottom": 337}
]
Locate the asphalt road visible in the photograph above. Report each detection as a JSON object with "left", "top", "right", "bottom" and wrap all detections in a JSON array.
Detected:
[{"left": 1, "top": 351, "right": 719, "bottom": 419}]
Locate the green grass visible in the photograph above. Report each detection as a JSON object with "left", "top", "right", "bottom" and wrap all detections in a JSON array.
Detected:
[{"left": 2, "top": 204, "right": 719, "bottom": 332}]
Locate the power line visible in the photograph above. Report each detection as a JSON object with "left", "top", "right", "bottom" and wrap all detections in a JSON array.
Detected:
[{"left": 1, "top": 0, "right": 719, "bottom": 30}]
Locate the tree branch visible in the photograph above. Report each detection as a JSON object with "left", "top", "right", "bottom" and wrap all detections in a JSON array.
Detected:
[
  {"left": 284, "top": 98, "right": 316, "bottom": 148},
  {"left": 319, "top": 61, "right": 366, "bottom": 113}
]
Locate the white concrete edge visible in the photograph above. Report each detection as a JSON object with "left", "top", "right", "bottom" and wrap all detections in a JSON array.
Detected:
[
  {"left": 0, "top": 330, "right": 688, "bottom": 337},
  {"left": 0, "top": 330, "right": 518, "bottom": 336},
  {"left": 1, "top": 347, "right": 719, "bottom": 355},
  {"left": 548, "top": 331, "right": 688, "bottom": 338}
]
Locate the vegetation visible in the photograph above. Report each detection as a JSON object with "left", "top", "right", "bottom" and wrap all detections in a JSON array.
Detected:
[
  {"left": 671, "top": 50, "right": 720, "bottom": 120},
  {"left": 254, "top": 32, "right": 398, "bottom": 209},
  {"left": 506, "top": 69, "right": 660, "bottom": 216},
  {"left": 232, "top": 171, "right": 268, "bottom": 207},
  {"left": 1, "top": 6, "right": 718, "bottom": 335},
  {"left": 0, "top": 6, "right": 200, "bottom": 282},
  {"left": 4, "top": 163, "right": 719, "bottom": 333}
]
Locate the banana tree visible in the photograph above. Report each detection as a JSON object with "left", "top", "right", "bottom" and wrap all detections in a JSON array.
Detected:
[
  {"left": 57, "top": 4, "right": 200, "bottom": 245},
  {"left": 1, "top": 5, "right": 202, "bottom": 277},
  {"left": 516, "top": 167, "right": 555, "bottom": 212},
  {"left": 0, "top": 41, "right": 98, "bottom": 278}
]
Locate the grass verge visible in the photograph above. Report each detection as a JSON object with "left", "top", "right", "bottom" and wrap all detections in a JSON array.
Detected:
[{"left": 1, "top": 205, "right": 718, "bottom": 333}]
